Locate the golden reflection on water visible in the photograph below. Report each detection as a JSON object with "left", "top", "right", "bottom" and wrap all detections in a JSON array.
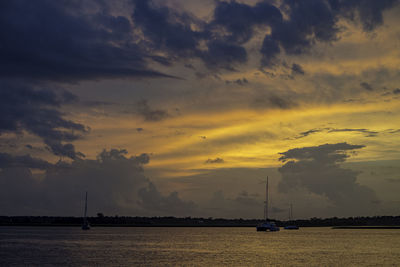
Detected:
[{"left": 1, "top": 227, "right": 400, "bottom": 266}]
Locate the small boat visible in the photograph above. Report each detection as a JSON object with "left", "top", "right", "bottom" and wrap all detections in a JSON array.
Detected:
[
  {"left": 284, "top": 203, "right": 299, "bottom": 230},
  {"left": 256, "top": 176, "right": 280, "bottom": 232},
  {"left": 284, "top": 225, "right": 299, "bottom": 230},
  {"left": 257, "top": 221, "right": 280, "bottom": 231},
  {"left": 82, "top": 191, "right": 90, "bottom": 230}
]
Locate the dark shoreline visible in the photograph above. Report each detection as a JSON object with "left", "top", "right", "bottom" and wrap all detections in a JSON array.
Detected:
[
  {"left": 2, "top": 225, "right": 400, "bottom": 229},
  {"left": 1, "top": 215, "right": 400, "bottom": 228},
  {"left": 332, "top": 226, "right": 400, "bottom": 229}
]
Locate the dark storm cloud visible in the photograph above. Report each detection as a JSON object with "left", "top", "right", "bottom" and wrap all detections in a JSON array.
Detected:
[
  {"left": 0, "top": 153, "right": 51, "bottom": 170},
  {"left": 205, "top": 158, "right": 225, "bottom": 164},
  {"left": 2, "top": 0, "right": 398, "bottom": 79},
  {"left": 211, "top": 0, "right": 282, "bottom": 44},
  {"left": 337, "top": 0, "right": 399, "bottom": 31},
  {"left": 0, "top": 0, "right": 172, "bottom": 82},
  {"left": 132, "top": 0, "right": 202, "bottom": 56},
  {"left": 278, "top": 143, "right": 379, "bottom": 214},
  {"left": 260, "top": 0, "right": 399, "bottom": 65},
  {"left": 0, "top": 82, "right": 87, "bottom": 159},
  {"left": 136, "top": 100, "right": 170, "bottom": 122},
  {"left": 0, "top": 149, "right": 194, "bottom": 216},
  {"left": 261, "top": 0, "right": 339, "bottom": 65},
  {"left": 131, "top": 0, "right": 250, "bottom": 69},
  {"left": 130, "top": 0, "right": 398, "bottom": 69},
  {"left": 200, "top": 41, "right": 247, "bottom": 70}
]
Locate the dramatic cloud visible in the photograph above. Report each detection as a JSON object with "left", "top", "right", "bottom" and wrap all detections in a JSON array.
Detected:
[
  {"left": 132, "top": 0, "right": 202, "bottom": 57},
  {"left": 261, "top": 0, "right": 399, "bottom": 65},
  {"left": 1, "top": 0, "right": 397, "bottom": 78},
  {"left": 1, "top": 0, "right": 400, "bottom": 219},
  {"left": 278, "top": 143, "right": 379, "bottom": 215},
  {"left": 0, "top": 0, "right": 172, "bottom": 82},
  {"left": 0, "top": 149, "right": 194, "bottom": 216},
  {"left": 0, "top": 82, "right": 87, "bottom": 159}
]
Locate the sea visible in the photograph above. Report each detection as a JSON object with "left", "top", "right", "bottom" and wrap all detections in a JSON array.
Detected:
[{"left": 1, "top": 226, "right": 400, "bottom": 266}]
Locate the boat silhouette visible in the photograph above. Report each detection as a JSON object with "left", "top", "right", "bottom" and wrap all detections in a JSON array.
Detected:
[
  {"left": 82, "top": 191, "right": 90, "bottom": 230},
  {"left": 256, "top": 176, "right": 279, "bottom": 232},
  {"left": 284, "top": 203, "right": 299, "bottom": 230}
]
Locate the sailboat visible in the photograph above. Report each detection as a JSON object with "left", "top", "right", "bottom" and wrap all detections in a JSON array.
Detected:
[
  {"left": 256, "top": 176, "right": 280, "bottom": 232},
  {"left": 82, "top": 191, "right": 90, "bottom": 230},
  {"left": 284, "top": 204, "right": 299, "bottom": 230}
]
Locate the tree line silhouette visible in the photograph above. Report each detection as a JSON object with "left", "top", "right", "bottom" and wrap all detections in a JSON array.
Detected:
[{"left": 1, "top": 214, "right": 400, "bottom": 227}]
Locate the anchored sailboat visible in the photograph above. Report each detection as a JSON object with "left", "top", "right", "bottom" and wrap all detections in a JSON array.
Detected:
[
  {"left": 82, "top": 191, "right": 90, "bottom": 230},
  {"left": 284, "top": 203, "right": 299, "bottom": 230},
  {"left": 256, "top": 176, "right": 279, "bottom": 232}
]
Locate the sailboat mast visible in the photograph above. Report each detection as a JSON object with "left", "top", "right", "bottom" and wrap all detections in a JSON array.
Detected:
[
  {"left": 290, "top": 203, "right": 293, "bottom": 221},
  {"left": 265, "top": 176, "right": 269, "bottom": 221},
  {"left": 84, "top": 191, "right": 88, "bottom": 219}
]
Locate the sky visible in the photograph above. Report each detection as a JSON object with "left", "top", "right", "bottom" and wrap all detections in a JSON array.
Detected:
[{"left": 1, "top": 0, "right": 400, "bottom": 219}]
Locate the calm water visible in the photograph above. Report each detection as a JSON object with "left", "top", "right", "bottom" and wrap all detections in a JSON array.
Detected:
[{"left": 1, "top": 227, "right": 400, "bottom": 266}]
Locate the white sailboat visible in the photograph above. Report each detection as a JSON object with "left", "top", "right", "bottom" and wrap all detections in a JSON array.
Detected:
[
  {"left": 256, "top": 176, "right": 279, "bottom": 232},
  {"left": 82, "top": 191, "right": 90, "bottom": 230}
]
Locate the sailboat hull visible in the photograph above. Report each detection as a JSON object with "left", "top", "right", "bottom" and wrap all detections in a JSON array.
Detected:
[
  {"left": 284, "top": 225, "right": 299, "bottom": 230},
  {"left": 256, "top": 222, "right": 280, "bottom": 232}
]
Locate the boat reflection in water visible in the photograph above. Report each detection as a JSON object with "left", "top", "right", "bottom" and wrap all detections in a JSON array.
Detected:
[{"left": 256, "top": 176, "right": 280, "bottom": 232}]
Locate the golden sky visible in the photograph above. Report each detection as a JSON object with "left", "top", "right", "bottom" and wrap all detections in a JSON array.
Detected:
[{"left": 1, "top": 0, "right": 400, "bottom": 218}]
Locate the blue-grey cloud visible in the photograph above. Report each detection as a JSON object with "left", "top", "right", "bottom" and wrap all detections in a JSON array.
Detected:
[
  {"left": 0, "top": 82, "right": 87, "bottom": 159},
  {"left": 1, "top": 0, "right": 398, "bottom": 78},
  {"left": 278, "top": 143, "right": 379, "bottom": 215},
  {"left": 0, "top": 0, "right": 172, "bottom": 82},
  {"left": 0, "top": 153, "right": 51, "bottom": 170},
  {"left": 0, "top": 149, "right": 194, "bottom": 216},
  {"left": 261, "top": 0, "right": 399, "bottom": 65}
]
